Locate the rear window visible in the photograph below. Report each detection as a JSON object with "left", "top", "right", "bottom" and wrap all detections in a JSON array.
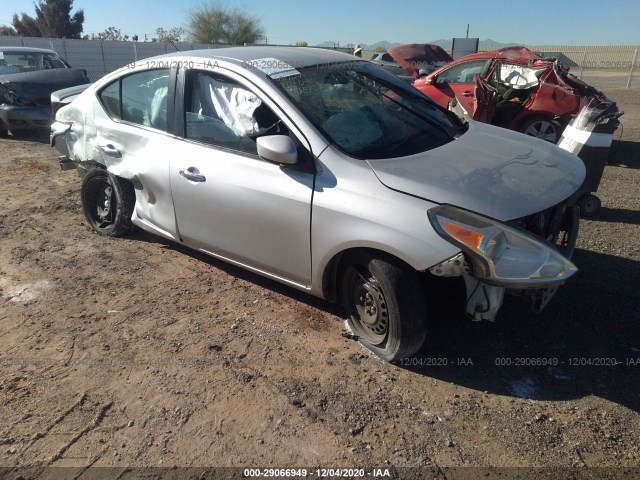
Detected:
[
  {"left": 99, "top": 81, "right": 121, "bottom": 118},
  {"left": 97, "top": 69, "right": 170, "bottom": 131}
]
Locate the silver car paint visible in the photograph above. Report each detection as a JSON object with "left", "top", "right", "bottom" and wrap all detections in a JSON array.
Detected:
[
  {"left": 53, "top": 47, "right": 582, "bottom": 300},
  {"left": 367, "top": 120, "right": 586, "bottom": 221}
]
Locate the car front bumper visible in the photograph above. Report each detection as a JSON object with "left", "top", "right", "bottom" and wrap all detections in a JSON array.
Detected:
[{"left": 0, "top": 104, "right": 52, "bottom": 131}]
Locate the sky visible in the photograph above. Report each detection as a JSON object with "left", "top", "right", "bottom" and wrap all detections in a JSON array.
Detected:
[{"left": 1, "top": 0, "right": 639, "bottom": 46}]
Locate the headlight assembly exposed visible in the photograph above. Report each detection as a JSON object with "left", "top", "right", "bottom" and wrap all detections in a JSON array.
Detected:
[{"left": 428, "top": 205, "right": 577, "bottom": 288}]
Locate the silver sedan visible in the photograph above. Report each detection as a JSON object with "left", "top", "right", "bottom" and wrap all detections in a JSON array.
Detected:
[{"left": 51, "top": 47, "right": 585, "bottom": 361}]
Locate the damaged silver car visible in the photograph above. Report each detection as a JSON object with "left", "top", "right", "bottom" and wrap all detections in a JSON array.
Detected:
[
  {"left": 51, "top": 47, "right": 584, "bottom": 361},
  {"left": 0, "top": 47, "right": 89, "bottom": 137}
]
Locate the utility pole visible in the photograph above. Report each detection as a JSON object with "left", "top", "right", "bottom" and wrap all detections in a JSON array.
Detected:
[{"left": 466, "top": 24, "right": 469, "bottom": 38}]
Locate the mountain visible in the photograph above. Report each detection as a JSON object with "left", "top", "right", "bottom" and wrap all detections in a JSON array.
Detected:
[
  {"left": 479, "top": 38, "right": 519, "bottom": 49},
  {"left": 315, "top": 38, "right": 520, "bottom": 50}
]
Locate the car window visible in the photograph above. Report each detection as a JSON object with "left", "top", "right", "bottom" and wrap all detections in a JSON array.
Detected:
[
  {"left": 97, "top": 69, "right": 170, "bottom": 130},
  {"left": 184, "top": 71, "right": 287, "bottom": 156},
  {"left": 98, "top": 80, "right": 121, "bottom": 119},
  {"left": 0, "top": 51, "right": 67, "bottom": 72},
  {"left": 381, "top": 53, "right": 393, "bottom": 63},
  {"left": 119, "top": 69, "right": 170, "bottom": 130},
  {"left": 436, "top": 60, "right": 488, "bottom": 84},
  {"left": 272, "top": 62, "right": 463, "bottom": 159}
]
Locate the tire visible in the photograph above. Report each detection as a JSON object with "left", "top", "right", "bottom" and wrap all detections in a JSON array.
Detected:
[
  {"left": 0, "top": 127, "right": 8, "bottom": 138},
  {"left": 339, "top": 251, "right": 427, "bottom": 361},
  {"left": 519, "top": 116, "right": 561, "bottom": 143},
  {"left": 81, "top": 168, "right": 136, "bottom": 236},
  {"left": 577, "top": 193, "right": 601, "bottom": 217}
]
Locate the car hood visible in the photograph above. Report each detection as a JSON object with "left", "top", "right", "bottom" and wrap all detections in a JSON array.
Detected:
[
  {"left": 366, "top": 121, "right": 586, "bottom": 221},
  {"left": 0, "top": 69, "right": 89, "bottom": 106},
  {"left": 387, "top": 44, "right": 453, "bottom": 78}
]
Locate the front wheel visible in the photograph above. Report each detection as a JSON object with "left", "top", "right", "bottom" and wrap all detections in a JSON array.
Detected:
[
  {"left": 519, "top": 116, "right": 561, "bottom": 143},
  {"left": 81, "top": 168, "right": 136, "bottom": 236},
  {"left": 340, "top": 251, "right": 427, "bottom": 361}
]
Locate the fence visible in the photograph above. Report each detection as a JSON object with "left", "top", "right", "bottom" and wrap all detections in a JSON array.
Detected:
[
  {"left": 0, "top": 35, "right": 226, "bottom": 81},
  {"left": 527, "top": 46, "right": 639, "bottom": 89},
  {"left": 0, "top": 36, "right": 356, "bottom": 82},
  {"left": 2, "top": 36, "right": 639, "bottom": 89}
]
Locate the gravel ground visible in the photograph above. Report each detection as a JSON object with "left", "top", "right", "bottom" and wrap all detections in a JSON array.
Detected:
[{"left": 0, "top": 88, "right": 639, "bottom": 478}]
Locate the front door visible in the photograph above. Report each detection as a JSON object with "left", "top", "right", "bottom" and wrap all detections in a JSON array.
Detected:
[{"left": 169, "top": 69, "right": 315, "bottom": 286}]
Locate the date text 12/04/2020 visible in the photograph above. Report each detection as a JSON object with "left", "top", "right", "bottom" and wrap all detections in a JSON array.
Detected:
[{"left": 494, "top": 357, "right": 640, "bottom": 366}]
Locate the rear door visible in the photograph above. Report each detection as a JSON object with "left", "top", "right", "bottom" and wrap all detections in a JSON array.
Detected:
[
  {"left": 93, "top": 67, "right": 180, "bottom": 240},
  {"left": 169, "top": 68, "right": 315, "bottom": 286}
]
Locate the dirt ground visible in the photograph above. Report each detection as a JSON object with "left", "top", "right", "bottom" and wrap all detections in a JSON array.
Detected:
[{"left": 1, "top": 88, "right": 639, "bottom": 478}]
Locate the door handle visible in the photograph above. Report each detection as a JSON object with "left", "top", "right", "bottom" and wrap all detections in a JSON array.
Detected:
[
  {"left": 98, "top": 143, "right": 121, "bottom": 158},
  {"left": 462, "top": 91, "right": 474, "bottom": 97},
  {"left": 179, "top": 167, "right": 206, "bottom": 182}
]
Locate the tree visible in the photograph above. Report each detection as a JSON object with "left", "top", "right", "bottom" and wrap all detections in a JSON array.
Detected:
[
  {"left": 155, "top": 27, "right": 185, "bottom": 44},
  {"left": 374, "top": 46, "right": 385, "bottom": 53},
  {"left": 0, "top": 25, "right": 17, "bottom": 36},
  {"left": 89, "top": 27, "right": 129, "bottom": 41},
  {"left": 10, "top": 0, "right": 84, "bottom": 38},
  {"left": 11, "top": 13, "right": 40, "bottom": 36},
  {"left": 295, "top": 41, "right": 308, "bottom": 47},
  {"left": 187, "top": 3, "right": 264, "bottom": 45}
]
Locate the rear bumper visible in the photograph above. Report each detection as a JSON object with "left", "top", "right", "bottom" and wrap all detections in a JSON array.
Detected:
[{"left": 0, "top": 104, "right": 52, "bottom": 130}]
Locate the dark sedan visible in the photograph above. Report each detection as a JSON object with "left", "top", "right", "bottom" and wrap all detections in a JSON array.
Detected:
[{"left": 0, "top": 47, "right": 89, "bottom": 137}]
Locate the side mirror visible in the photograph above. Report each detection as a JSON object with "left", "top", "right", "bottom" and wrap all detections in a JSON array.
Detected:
[
  {"left": 256, "top": 135, "right": 297, "bottom": 165},
  {"left": 423, "top": 74, "right": 436, "bottom": 85},
  {"left": 418, "top": 66, "right": 435, "bottom": 78}
]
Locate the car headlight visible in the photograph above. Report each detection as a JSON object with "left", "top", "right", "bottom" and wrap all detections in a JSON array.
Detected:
[{"left": 428, "top": 205, "right": 577, "bottom": 288}]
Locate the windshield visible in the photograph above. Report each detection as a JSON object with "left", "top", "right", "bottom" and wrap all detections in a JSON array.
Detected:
[
  {"left": 0, "top": 51, "right": 68, "bottom": 74},
  {"left": 271, "top": 61, "right": 465, "bottom": 159}
]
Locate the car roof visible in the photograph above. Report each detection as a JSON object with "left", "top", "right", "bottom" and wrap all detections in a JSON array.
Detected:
[
  {"left": 446, "top": 46, "right": 544, "bottom": 64},
  {"left": 160, "top": 46, "right": 359, "bottom": 71},
  {"left": 0, "top": 46, "right": 57, "bottom": 54}
]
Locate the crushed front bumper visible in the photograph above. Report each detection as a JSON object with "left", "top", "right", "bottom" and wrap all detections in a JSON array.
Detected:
[{"left": 430, "top": 203, "right": 580, "bottom": 321}]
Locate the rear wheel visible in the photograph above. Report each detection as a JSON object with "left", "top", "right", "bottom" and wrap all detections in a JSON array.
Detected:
[
  {"left": 519, "top": 116, "right": 561, "bottom": 143},
  {"left": 340, "top": 251, "right": 427, "bottom": 361},
  {"left": 577, "top": 193, "right": 601, "bottom": 217},
  {"left": 81, "top": 168, "right": 136, "bottom": 236}
]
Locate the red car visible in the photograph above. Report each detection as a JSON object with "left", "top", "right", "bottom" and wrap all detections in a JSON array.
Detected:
[{"left": 388, "top": 45, "right": 616, "bottom": 143}]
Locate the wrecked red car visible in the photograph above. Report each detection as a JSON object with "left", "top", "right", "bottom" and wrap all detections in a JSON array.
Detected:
[{"left": 389, "top": 45, "right": 617, "bottom": 143}]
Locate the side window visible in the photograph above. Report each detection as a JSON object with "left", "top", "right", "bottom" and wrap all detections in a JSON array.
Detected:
[
  {"left": 437, "top": 60, "right": 488, "bottom": 84},
  {"left": 381, "top": 53, "right": 393, "bottom": 62},
  {"left": 184, "top": 71, "right": 288, "bottom": 156},
  {"left": 121, "top": 69, "right": 170, "bottom": 130},
  {"left": 99, "top": 80, "right": 121, "bottom": 119}
]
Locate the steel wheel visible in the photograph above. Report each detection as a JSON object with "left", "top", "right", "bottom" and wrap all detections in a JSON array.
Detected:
[
  {"left": 340, "top": 251, "right": 427, "bottom": 361},
  {"left": 85, "top": 177, "right": 115, "bottom": 230},
  {"left": 520, "top": 117, "right": 560, "bottom": 143},
  {"left": 345, "top": 268, "right": 389, "bottom": 345},
  {"left": 577, "top": 193, "right": 601, "bottom": 217},
  {"left": 81, "top": 168, "right": 136, "bottom": 237}
]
